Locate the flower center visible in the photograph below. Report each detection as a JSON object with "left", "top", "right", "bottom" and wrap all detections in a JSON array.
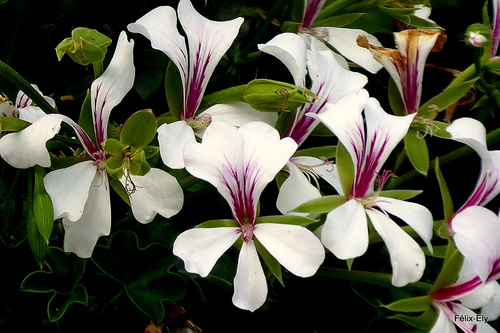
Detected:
[{"left": 240, "top": 223, "right": 255, "bottom": 243}]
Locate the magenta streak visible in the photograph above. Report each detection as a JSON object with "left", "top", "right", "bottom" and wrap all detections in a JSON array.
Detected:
[
  {"left": 486, "top": 258, "right": 500, "bottom": 283},
  {"left": 431, "top": 276, "right": 483, "bottom": 302},
  {"left": 185, "top": 44, "right": 211, "bottom": 119},
  {"left": 492, "top": 5, "right": 500, "bottom": 57},
  {"left": 301, "top": 0, "right": 324, "bottom": 29},
  {"left": 62, "top": 116, "right": 99, "bottom": 157},
  {"left": 402, "top": 48, "right": 420, "bottom": 115},
  {"left": 92, "top": 82, "right": 109, "bottom": 147},
  {"left": 353, "top": 130, "right": 388, "bottom": 198},
  {"left": 17, "top": 93, "right": 31, "bottom": 109}
]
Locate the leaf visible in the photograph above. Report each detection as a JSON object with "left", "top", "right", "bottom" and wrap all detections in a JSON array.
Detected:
[
  {"left": 313, "top": 13, "right": 365, "bottom": 28},
  {"left": 388, "top": 76, "right": 405, "bottom": 116},
  {"left": 383, "top": 295, "right": 431, "bottom": 313},
  {"left": 430, "top": 248, "right": 463, "bottom": 292},
  {"left": 336, "top": 142, "right": 354, "bottom": 197},
  {"left": 20, "top": 247, "right": 87, "bottom": 322},
  {"left": 292, "top": 195, "right": 347, "bottom": 214},
  {"left": 404, "top": 128, "right": 429, "bottom": 176},
  {"left": 32, "top": 166, "right": 54, "bottom": 241},
  {"left": 92, "top": 230, "right": 187, "bottom": 324},
  {"left": 0, "top": 116, "right": 30, "bottom": 132},
  {"left": 120, "top": 109, "right": 157, "bottom": 151}
]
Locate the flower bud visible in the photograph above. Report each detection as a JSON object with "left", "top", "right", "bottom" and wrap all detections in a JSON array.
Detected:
[{"left": 465, "top": 23, "right": 491, "bottom": 48}]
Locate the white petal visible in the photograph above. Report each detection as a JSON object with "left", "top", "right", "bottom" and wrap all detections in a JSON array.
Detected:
[
  {"left": 375, "top": 197, "right": 434, "bottom": 251},
  {"left": 18, "top": 106, "right": 47, "bottom": 123},
  {"left": 198, "top": 102, "right": 278, "bottom": 128},
  {"left": 157, "top": 121, "right": 196, "bottom": 169},
  {"left": 481, "top": 282, "right": 500, "bottom": 320},
  {"left": 122, "top": 168, "right": 184, "bottom": 223},
  {"left": 276, "top": 161, "right": 321, "bottom": 214},
  {"left": 319, "top": 27, "right": 384, "bottom": 74},
  {"left": 232, "top": 240, "right": 267, "bottom": 312},
  {"left": 62, "top": 171, "right": 111, "bottom": 258},
  {"left": 43, "top": 161, "right": 98, "bottom": 221},
  {"left": 430, "top": 304, "right": 458, "bottom": 333},
  {"left": 254, "top": 223, "right": 324, "bottom": 277},
  {"left": 91, "top": 31, "right": 135, "bottom": 144},
  {"left": 447, "top": 117, "right": 489, "bottom": 160},
  {"left": 258, "top": 32, "right": 308, "bottom": 86},
  {"left": 321, "top": 199, "right": 368, "bottom": 259},
  {"left": 460, "top": 282, "right": 496, "bottom": 309},
  {"left": 366, "top": 208, "right": 426, "bottom": 287},
  {"left": 173, "top": 227, "right": 240, "bottom": 277},
  {"left": 452, "top": 206, "right": 500, "bottom": 282},
  {"left": 178, "top": 0, "right": 243, "bottom": 115},
  {"left": 0, "top": 114, "right": 62, "bottom": 168},
  {"left": 127, "top": 6, "right": 188, "bottom": 90}
]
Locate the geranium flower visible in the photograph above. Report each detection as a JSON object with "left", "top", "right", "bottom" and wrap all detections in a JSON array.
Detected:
[
  {"left": 309, "top": 89, "right": 434, "bottom": 287},
  {"left": 128, "top": 0, "right": 275, "bottom": 169},
  {"left": 258, "top": 33, "right": 366, "bottom": 213},
  {"left": 357, "top": 29, "right": 444, "bottom": 115},
  {"left": 173, "top": 121, "right": 325, "bottom": 311},
  {"left": 0, "top": 32, "right": 183, "bottom": 257},
  {"left": 0, "top": 84, "right": 54, "bottom": 123}
]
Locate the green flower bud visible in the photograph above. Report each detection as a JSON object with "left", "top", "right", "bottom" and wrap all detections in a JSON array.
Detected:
[
  {"left": 56, "top": 27, "right": 112, "bottom": 65},
  {"left": 465, "top": 23, "right": 491, "bottom": 48}
]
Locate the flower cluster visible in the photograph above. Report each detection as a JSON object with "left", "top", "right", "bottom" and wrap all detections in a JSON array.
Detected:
[{"left": 1, "top": 0, "right": 500, "bottom": 331}]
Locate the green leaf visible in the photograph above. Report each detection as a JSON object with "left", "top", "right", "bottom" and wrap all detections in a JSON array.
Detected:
[
  {"left": 378, "top": 189, "right": 423, "bottom": 201},
  {"left": 383, "top": 295, "right": 431, "bottom": 313},
  {"left": 129, "top": 150, "right": 151, "bottom": 176},
  {"left": 419, "top": 64, "right": 479, "bottom": 116},
  {"left": 313, "top": 13, "right": 364, "bottom": 28},
  {"left": 92, "top": 231, "right": 187, "bottom": 323},
  {"left": 336, "top": 142, "right": 354, "bottom": 197},
  {"left": 388, "top": 76, "right": 405, "bottom": 116},
  {"left": 404, "top": 128, "right": 429, "bottom": 176},
  {"left": 292, "top": 195, "right": 347, "bottom": 214},
  {"left": 102, "top": 138, "right": 124, "bottom": 156},
  {"left": 0, "top": 116, "right": 30, "bottom": 132},
  {"left": 431, "top": 248, "right": 463, "bottom": 292},
  {"left": 120, "top": 109, "right": 157, "bottom": 151},
  {"left": 165, "top": 60, "right": 184, "bottom": 119},
  {"left": 256, "top": 215, "right": 318, "bottom": 226},
  {"left": 47, "top": 285, "right": 88, "bottom": 322},
  {"left": 434, "top": 158, "right": 454, "bottom": 221}
]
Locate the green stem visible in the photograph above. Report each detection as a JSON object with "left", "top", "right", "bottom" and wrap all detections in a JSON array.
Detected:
[
  {"left": 0, "top": 60, "right": 59, "bottom": 114},
  {"left": 92, "top": 62, "right": 104, "bottom": 79}
]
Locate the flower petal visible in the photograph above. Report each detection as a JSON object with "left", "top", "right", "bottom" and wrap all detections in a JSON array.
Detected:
[
  {"left": 319, "top": 27, "right": 384, "bottom": 74},
  {"left": 481, "top": 281, "right": 500, "bottom": 320},
  {"left": 452, "top": 206, "right": 500, "bottom": 282},
  {"left": 254, "top": 223, "right": 324, "bottom": 277},
  {"left": 62, "top": 171, "right": 111, "bottom": 258},
  {"left": 178, "top": 0, "right": 243, "bottom": 116},
  {"left": 127, "top": 6, "right": 188, "bottom": 92},
  {"left": 173, "top": 227, "right": 240, "bottom": 277},
  {"left": 258, "top": 33, "right": 308, "bottom": 86},
  {"left": 276, "top": 161, "right": 321, "bottom": 214},
  {"left": 157, "top": 120, "right": 196, "bottom": 169},
  {"left": 91, "top": 31, "right": 135, "bottom": 145},
  {"left": 122, "top": 168, "right": 184, "bottom": 223},
  {"left": 447, "top": 117, "right": 489, "bottom": 160},
  {"left": 366, "top": 208, "right": 426, "bottom": 287},
  {"left": 232, "top": 240, "right": 267, "bottom": 312},
  {"left": 321, "top": 199, "right": 368, "bottom": 260},
  {"left": 375, "top": 197, "right": 434, "bottom": 252},
  {"left": 0, "top": 114, "right": 63, "bottom": 168},
  {"left": 43, "top": 161, "right": 98, "bottom": 221}
]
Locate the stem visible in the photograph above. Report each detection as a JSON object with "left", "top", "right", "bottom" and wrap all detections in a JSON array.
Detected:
[
  {"left": 0, "top": 60, "right": 59, "bottom": 114},
  {"left": 92, "top": 62, "right": 104, "bottom": 79}
]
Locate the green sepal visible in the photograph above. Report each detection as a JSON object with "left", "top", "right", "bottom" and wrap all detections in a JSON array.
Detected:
[
  {"left": 434, "top": 158, "right": 454, "bottom": 222},
  {"left": 313, "top": 13, "right": 364, "bottom": 28},
  {"left": 55, "top": 27, "right": 112, "bottom": 66},
  {"left": 120, "top": 109, "right": 157, "bottom": 151},
  {"left": 388, "top": 308, "right": 437, "bottom": 331},
  {"left": 243, "top": 79, "right": 315, "bottom": 112},
  {"left": 129, "top": 150, "right": 151, "bottom": 176},
  {"left": 378, "top": 189, "right": 423, "bottom": 201},
  {"left": 165, "top": 60, "right": 184, "bottom": 119},
  {"left": 336, "top": 142, "right": 354, "bottom": 197},
  {"left": 26, "top": 200, "right": 48, "bottom": 265},
  {"left": 255, "top": 215, "right": 318, "bottom": 226},
  {"left": 102, "top": 137, "right": 124, "bottom": 156},
  {"left": 388, "top": 76, "right": 405, "bottom": 116},
  {"left": 292, "top": 195, "right": 347, "bottom": 214},
  {"left": 196, "top": 219, "right": 240, "bottom": 228},
  {"left": 383, "top": 295, "right": 431, "bottom": 313},
  {"left": 411, "top": 120, "right": 451, "bottom": 139},
  {"left": 143, "top": 146, "right": 160, "bottom": 159},
  {"left": 254, "top": 237, "right": 284, "bottom": 286},
  {"left": 404, "top": 128, "right": 429, "bottom": 176},
  {"left": 199, "top": 84, "right": 247, "bottom": 111},
  {"left": 33, "top": 166, "right": 54, "bottom": 242},
  {"left": 281, "top": 21, "right": 301, "bottom": 32},
  {"left": 294, "top": 145, "right": 337, "bottom": 159},
  {"left": 0, "top": 116, "right": 30, "bottom": 132},
  {"left": 430, "top": 248, "right": 463, "bottom": 293},
  {"left": 106, "top": 155, "right": 124, "bottom": 179},
  {"left": 78, "top": 90, "right": 97, "bottom": 145}
]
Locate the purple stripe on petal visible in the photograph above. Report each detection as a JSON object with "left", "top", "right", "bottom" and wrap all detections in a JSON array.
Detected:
[
  {"left": 431, "top": 276, "right": 483, "bottom": 302},
  {"left": 301, "top": 0, "right": 327, "bottom": 29},
  {"left": 185, "top": 44, "right": 212, "bottom": 119}
]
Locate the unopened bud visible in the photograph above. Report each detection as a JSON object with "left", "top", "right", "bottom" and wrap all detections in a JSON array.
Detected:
[{"left": 465, "top": 23, "right": 491, "bottom": 48}]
